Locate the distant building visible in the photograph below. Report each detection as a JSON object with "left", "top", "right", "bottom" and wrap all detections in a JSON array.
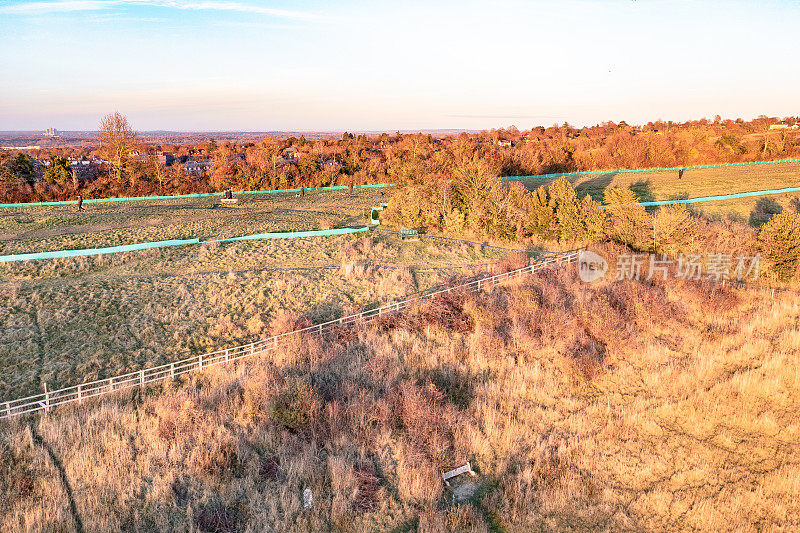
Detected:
[
  {"left": 497, "top": 140, "right": 513, "bottom": 147},
  {"left": 69, "top": 159, "right": 97, "bottom": 182},
  {"left": 183, "top": 158, "right": 202, "bottom": 175},
  {"left": 320, "top": 158, "right": 342, "bottom": 172},
  {"left": 281, "top": 147, "right": 300, "bottom": 161},
  {"left": 157, "top": 151, "right": 175, "bottom": 166},
  {"left": 44, "top": 128, "right": 59, "bottom": 137},
  {"left": 183, "top": 157, "right": 213, "bottom": 176},
  {"left": 769, "top": 122, "right": 797, "bottom": 130}
]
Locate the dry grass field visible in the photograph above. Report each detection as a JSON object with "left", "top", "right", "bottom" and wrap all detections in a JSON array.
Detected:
[
  {"left": 1, "top": 243, "right": 797, "bottom": 532},
  {"left": 0, "top": 188, "right": 514, "bottom": 400},
  {"left": 1, "top": 176, "right": 799, "bottom": 532},
  {"left": 0, "top": 189, "right": 387, "bottom": 255}
]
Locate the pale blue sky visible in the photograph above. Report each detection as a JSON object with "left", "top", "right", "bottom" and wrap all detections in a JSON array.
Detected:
[{"left": 0, "top": 0, "right": 798, "bottom": 131}]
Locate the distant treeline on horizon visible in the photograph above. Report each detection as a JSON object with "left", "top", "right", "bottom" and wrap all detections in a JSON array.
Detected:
[{"left": 1, "top": 114, "right": 798, "bottom": 204}]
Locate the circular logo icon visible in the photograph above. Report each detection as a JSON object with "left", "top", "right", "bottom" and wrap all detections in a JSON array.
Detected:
[{"left": 577, "top": 250, "right": 608, "bottom": 283}]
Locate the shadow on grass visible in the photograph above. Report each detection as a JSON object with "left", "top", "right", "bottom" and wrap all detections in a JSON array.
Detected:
[
  {"left": 30, "top": 424, "right": 84, "bottom": 533},
  {"left": 574, "top": 172, "right": 618, "bottom": 202}
]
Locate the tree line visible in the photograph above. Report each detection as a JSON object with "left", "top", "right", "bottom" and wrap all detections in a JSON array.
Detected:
[{"left": 0, "top": 113, "right": 798, "bottom": 204}]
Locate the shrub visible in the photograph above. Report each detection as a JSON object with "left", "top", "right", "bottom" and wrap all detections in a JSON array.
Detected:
[
  {"left": 604, "top": 186, "right": 652, "bottom": 249},
  {"left": 524, "top": 185, "right": 556, "bottom": 239},
  {"left": 749, "top": 197, "right": 783, "bottom": 228},
  {"left": 270, "top": 377, "right": 321, "bottom": 431},
  {"left": 758, "top": 212, "right": 800, "bottom": 280},
  {"left": 653, "top": 204, "right": 697, "bottom": 254},
  {"left": 581, "top": 194, "right": 607, "bottom": 242},
  {"left": 548, "top": 177, "right": 586, "bottom": 241},
  {"left": 0, "top": 444, "right": 36, "bottom": 510},
  {"left": 194, "top": 499, "right": 240, "bottom": 533}
]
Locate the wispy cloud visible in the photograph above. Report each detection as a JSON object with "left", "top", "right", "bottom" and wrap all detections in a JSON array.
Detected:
[
  {"left": 0, "top": 1, "right": 119, "bottom": 14},
  {"left": 0, "top": 0, "right": 320, "bottom": 20}
]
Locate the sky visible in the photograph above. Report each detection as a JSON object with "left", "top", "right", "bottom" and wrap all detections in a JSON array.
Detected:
[{"left": 0, "top": 0, "right": 798, "bottom": 131}]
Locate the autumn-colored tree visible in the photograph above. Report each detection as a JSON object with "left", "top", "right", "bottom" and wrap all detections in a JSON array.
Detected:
[
  {"left": 604, "top": 186, "right": 653, "bottom": 249},
  {"left": 758, "top": 212, "right": 800, "bottom": 280},
  {"left": 8, "top": 153, "right": 36, "bottom": 186},
  {"left": 98, "top": 112, "right": 137, "bottom": 185},
  {"left": 653, "top": 204, "right": 697, "bottom": 254},
  {"left": 43, "top": 156, "right": 72, "bottom": 185}
]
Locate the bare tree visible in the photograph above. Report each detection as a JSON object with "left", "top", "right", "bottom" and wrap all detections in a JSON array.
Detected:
[{"left": 98, "top": 112, "right": 136, "bottom": 184}]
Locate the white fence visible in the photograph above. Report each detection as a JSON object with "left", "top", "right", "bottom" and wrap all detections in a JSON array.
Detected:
[{"left": 0, "top": 250, "right": 580, "bottom": 421}]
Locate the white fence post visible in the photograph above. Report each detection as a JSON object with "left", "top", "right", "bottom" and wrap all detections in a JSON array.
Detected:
[
  {"left": 5, "top": 401, "right": 10, "bottom": 418},
  {"left": 44, "top": 383, "right": 50, "bottom": 412},
  {"left": 170, "top": 362, "right": 175, "bottom": 378},
  {"left": 140, "top": 369, "right": 145, "bottom": 388},
  {"left": 77, "top": 384, "right": 82, "bottom": 404},
  {"left": 198, "top": 354, "right": 203, "bottom": 371}
]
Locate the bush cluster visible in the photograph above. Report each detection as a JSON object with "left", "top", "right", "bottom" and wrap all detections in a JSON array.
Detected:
[{"left": 386, "top": 170, "right": 800, "bottom": 281}]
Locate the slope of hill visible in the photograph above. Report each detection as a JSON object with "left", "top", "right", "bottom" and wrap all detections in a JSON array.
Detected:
[{"left": 1, "top": 245, "right": 797, "bottom": 532}]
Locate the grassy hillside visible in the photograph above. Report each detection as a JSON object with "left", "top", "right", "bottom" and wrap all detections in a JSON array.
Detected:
[
  {"left": 1, "top": 166, "right": 799, "bottom": 532},
  {"left": 0, "top": 188, "right": 526, "bottom": 400},
  {"left": 1, "top": 246, "right": 797, "bottom": 531}
]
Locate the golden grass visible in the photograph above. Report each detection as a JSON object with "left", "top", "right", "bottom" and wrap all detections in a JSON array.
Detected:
[
  {"left": 0, "top": 188, "right": 388, "bottom": 255},
  {"left": 1, "top": 246, "right": 797, "bottom": 531},
  {"left": 0, "top": 229, "right": 511, "bottom": 399}
]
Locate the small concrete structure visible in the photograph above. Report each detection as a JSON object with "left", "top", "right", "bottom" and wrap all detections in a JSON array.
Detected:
[{"left": 442, "top": 462, "right": 477, "bottom": 486}]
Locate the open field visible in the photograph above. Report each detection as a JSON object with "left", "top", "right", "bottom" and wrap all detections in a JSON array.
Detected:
[
  {"left": 1, "top": 245, "right": 797, "bottom": 531},
  {"left": 0, "top": 189, "right": 389, "bottom": 255},
  {"left": 512, "top": 160, "right": 800, "bottom": 223},
  {"left": 0, "top": 189, "right": 524, "bottom": 401}
]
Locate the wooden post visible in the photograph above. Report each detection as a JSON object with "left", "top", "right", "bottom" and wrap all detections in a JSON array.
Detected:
[
  {"left": 4, "top": 401, "right": 10, "bottom": 419},
  {"left": 198, "top": 354, "right": 203, "bottom": 371},
  {"left": 140, "top": 369, "right": 145, "bottom": 388},
  {"left": 44, "top": 383, "right": 50, "bottom": 412},
  {"left": 108, "top": 377, "right": 114, "bottom": 392},
  {"left": 170, "top": 362, "right": 175, "bottom": 378},
  {"left": 77, "top": 384, "right": 82, "bottom": 404},
  {"left": 225, "top": 348, "right": 230, "bottom": 363}
]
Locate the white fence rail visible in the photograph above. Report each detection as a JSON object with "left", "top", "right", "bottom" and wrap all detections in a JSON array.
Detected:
[{"left": 0, "top": 250, "right": 579, "bottom": 421}]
